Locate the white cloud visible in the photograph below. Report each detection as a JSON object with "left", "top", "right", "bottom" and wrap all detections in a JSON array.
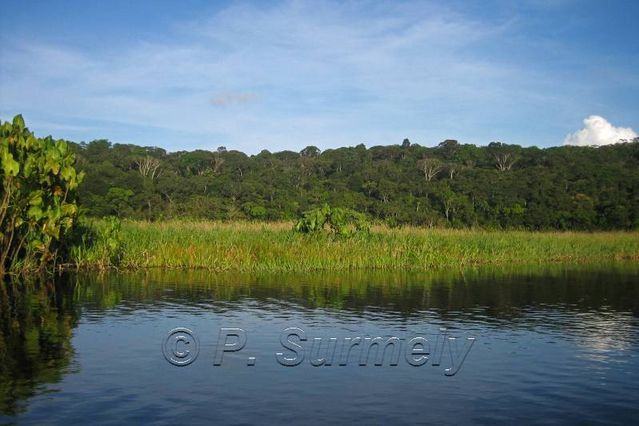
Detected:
[{"left": 564, "top": 115, "right": 637, "bottom": 146}]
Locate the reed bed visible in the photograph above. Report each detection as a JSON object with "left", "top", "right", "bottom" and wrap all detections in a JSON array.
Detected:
[{"left": 70, "top": 219, "right": 639, "bottom": 272}]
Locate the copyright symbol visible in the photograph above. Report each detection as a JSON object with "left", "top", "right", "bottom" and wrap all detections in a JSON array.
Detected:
[{"left": 163, "top": 327, "right": 199, "bottom": 366}]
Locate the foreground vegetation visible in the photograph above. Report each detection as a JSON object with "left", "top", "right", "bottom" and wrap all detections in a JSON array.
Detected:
[
  {"left": 69, "top": 220, "right": 639, "bottom": 272},
  {"left": 1, "top": 116, "right": 82, "bottom": 276}
]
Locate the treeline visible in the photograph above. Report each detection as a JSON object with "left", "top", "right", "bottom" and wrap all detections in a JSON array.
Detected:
[{"left": 69, "top": 137, "right": 639, "bottom": 230}]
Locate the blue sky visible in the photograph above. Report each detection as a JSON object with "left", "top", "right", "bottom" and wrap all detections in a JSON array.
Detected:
[{"left": 1, "top": 0, "right": 638, "bottom": 153}]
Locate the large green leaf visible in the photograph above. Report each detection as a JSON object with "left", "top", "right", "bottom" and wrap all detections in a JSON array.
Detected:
[
  {"left": 28, "top": 190, "right": 44, "bottom": 206},
  {"left": 61, "top": 165, "right": 76, "bottom": 181},
  {"left": 27, "top": 205, "right": 44, "bottom": 220},
  {"left": 46, "top": 157, "right": 61, "bottom": 175},
  {"left": 55, "top": 139, "right": 68, "bottom": 155},
  {"left": 1, "top": 150, "right": 20, "bottom": 176}
]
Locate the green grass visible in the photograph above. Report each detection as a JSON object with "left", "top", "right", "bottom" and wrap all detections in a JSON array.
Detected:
[{"left": 69, "top": 219, "right": 639, "bottom": 272}]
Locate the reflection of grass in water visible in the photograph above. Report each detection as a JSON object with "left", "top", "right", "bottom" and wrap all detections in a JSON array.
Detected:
[
  {"left": 71, "top": 262, "right": 639, "bottom": 313},
  {"left": 72, "top": 220, "right": 639, "bottom": 272},
  {"left": 2, "top": 264, "right": 638, "bottom": 417}
]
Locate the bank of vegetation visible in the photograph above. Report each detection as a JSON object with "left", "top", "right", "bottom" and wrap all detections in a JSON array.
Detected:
[
  {"left": 68, "top": 219, "right": 639, "bottom": 272},
  {"left": 2, "top": 115, "right": 639, "bottom": 275}
]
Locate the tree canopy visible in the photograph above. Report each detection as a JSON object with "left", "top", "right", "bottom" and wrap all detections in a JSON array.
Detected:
[{"left": 65, "top": 136, "right": 639, "bottom": 230}]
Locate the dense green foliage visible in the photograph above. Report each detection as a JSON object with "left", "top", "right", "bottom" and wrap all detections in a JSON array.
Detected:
[
  {"left": 294, "top": 205, "right": 370, "bottom": 236},
  {"left": 0, "top": 116, "right": 83, "bottom": 275},
  {"left": 69, "top": 137, "right": 639, "bottom": 230}
]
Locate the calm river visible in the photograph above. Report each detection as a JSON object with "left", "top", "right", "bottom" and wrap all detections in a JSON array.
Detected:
[{"left": 1, "top": 265, "right": 638, "bottom": 424}]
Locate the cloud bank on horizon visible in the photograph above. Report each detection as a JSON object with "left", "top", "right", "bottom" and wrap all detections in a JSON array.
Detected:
[
  {"left": 0, "top": 0, "right": 637, "bottom": 153},
  {"left": 564, "top": 116, "right": 637, "bottom": 146}
]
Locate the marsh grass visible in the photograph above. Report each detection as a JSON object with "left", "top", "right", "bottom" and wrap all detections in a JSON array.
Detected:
[{"left": 70, "top": 219, "right": 639, "bottom": 272}]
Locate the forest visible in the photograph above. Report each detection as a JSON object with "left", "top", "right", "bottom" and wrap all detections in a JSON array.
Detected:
[{"left": 70, "top": 137, "right": 639, "bottom": 230}]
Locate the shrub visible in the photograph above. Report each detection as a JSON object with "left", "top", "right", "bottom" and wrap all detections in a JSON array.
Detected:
[
  {"left": 294, "top": 204, "right": 369, "bottom": 236},
  {"left": 0, "top": 115, "right": 84, "bottom": 275}
]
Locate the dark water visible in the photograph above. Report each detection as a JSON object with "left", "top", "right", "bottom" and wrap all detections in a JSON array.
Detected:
[{"left": 1, "top": 265, "right": 639, "bottom": 425}]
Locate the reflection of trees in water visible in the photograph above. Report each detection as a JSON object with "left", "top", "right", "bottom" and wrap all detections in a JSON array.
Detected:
[
  {"left": 73, "top": 263, "right": 639, "bottom": 318},
  {"left": 72, "top": 265, "right": 639, "bottom": 354},
  {"left": 1, "top": 264, "right": 638, "bottom": 416},
  {"left": 0, "top": 278, "right": 79, "bottom": 416}
]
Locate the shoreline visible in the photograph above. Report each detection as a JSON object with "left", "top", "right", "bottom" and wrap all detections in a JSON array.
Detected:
[{"left": 68, "top": 220, "right": 639, "bottom": 273}]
